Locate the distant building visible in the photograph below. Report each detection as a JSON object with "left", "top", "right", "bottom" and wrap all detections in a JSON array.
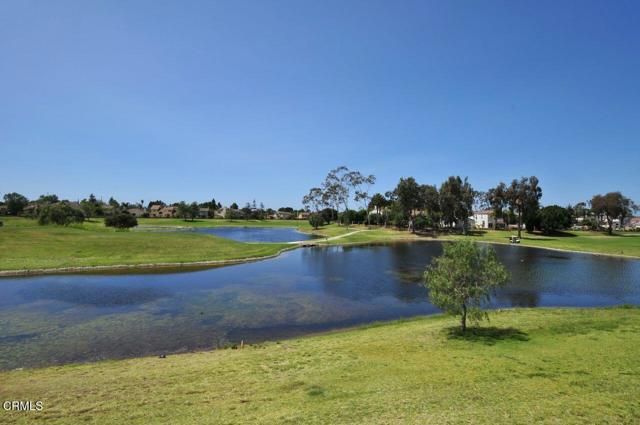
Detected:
[
  {"left": 126, "top": 208, "right": 145, "bottom": 218},
  {"left": 198, "top": 208, "right": 210, "bottom": 219},
  {"left": 470, "top": 210, "right": 496, "bottom": 229},
  {"left": 214, "top": 207, "right": 228, "bottom": 218},
  {"left": 160, "top": 206, "right": 177, "bottom": 218},
  {"left": 297, "top": 211, "right": 310, "bottom": 220},
  {"left": 148, "top": 205, "right": 165, "bottom": 218}
]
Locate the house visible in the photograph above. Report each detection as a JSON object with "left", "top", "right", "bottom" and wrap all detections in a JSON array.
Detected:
[
  {"left": 21, "top": 203, "right": 39, "bottom": 217},
  {"left": 625, "top": 217, "right": 640, "bottom": 231},
  {"left": 276, "top": 211, "right": 293, "bottom": 220},
  {"left": 159, "top": 206, "right": 177, "bottom": 218},
  {"left": 126, "top": 208, "right": 145, "bottom": 218},
  {"left": 0, "top": 205, "right": 7, "bottom": 216},
  {"left": 297, "top": 211, "right": 310, "bottom": 220},
  {"left": 470, "top": 210, "right": 496, "bottom": 229},
  {"left": 148, "top": 205, "right": 165, "bottom": 218},
  {"left": 198, "top": 208, "right": 210, "bottom": 219},
  {"left": 214, "top": 207, "right": 228, "bottom": 218}
]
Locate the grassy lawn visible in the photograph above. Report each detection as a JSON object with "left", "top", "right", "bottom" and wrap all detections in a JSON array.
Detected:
[
  {"left": 1, "top": 307, "right": 638, "bottom": 424},
  {"left": 443, "top": 229, "right": 640, "bottom": 257},
  {"left": 0, "top": 217, "right": 289, "bottom": 271}
]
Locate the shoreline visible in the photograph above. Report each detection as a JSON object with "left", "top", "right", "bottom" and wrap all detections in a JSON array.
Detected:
[{"left": 1, "top": 235, "right": 638, "bottom": 277}]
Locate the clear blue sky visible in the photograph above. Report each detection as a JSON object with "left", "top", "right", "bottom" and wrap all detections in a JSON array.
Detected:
[{"left": 1, "top": 0, "right": 638, "bottom": 208}]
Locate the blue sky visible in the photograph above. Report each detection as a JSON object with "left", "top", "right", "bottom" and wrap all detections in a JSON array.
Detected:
[{"left": 1, "top": 0, "right": 638, "bottom": 208}]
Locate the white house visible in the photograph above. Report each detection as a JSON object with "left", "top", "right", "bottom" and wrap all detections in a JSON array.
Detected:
[{"left": 470, "top": 210, "right": 496, "bottom": 229}]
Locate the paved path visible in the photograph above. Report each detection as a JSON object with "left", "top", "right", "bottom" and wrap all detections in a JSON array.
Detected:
[{"left": 288, "top": 229, "right": 368, "bottom": 244}]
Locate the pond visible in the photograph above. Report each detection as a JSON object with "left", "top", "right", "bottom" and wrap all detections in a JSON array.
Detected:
[
  {"left": 1, "top": 242, "right": 639, "bottom": 369},
  {"left": 191, "top": 226, "right": 317, "bottom": 243}
]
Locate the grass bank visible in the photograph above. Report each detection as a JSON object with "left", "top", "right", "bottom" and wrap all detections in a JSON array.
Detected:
[
  {"left": 443, "top": 229, "right": 640, "bottom": 257},
  {"left": 1, "top": 307, "right": 638, "bottom": 424},
  {"left": 0, "top": 217, "right": 289, "bottom": 272}
]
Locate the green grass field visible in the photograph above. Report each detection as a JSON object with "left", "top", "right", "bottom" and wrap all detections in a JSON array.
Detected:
[
  {"left": 1, "top": 307, "right": 638, "bottom": 424},
  {"left": 1, "top": 217, "right": 638, "bottom": 273},
  {"left": 0, "top": 217, "right": 289, "bottom": 272}
]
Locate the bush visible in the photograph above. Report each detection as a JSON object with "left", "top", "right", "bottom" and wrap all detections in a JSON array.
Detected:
[
  {"left": 38, "top": 203, "right": 85, "bottom": 226},
  {"left": 105, "top": 212, "right": 138, "bottom": 229},
  {"left": 413, "top": 215, "right": 432, "bottom": 231}
]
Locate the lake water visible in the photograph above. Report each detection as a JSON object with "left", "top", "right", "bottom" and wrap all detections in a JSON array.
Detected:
[
  {"left": 1, "top": 242, "right": 639, "bottom": 369},
  {"left": 191, "top": 226, "right": 317, "bottom": 242}
]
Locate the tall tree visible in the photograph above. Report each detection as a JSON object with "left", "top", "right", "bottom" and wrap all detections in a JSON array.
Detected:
[
  {"left": 486, "top": 182, "right": 507, "bottom": 227},
  {"left": 393, "top": 177, "right": 421, "bottom": 231},
  {"left": 439, "top": 176, "right": 475, "bottom": 234},
  {"left": 424, "top": 241, "right": 509, "bottom": 332},
  {"left": 302, "top": 188, "right": 325, "bottom": 214},
  {"left": 421, "top": 184, "right": 441, "bottom": 230},
  {"left": 505, "top": 176, "right": 543, "bottom": 238},
  {"left": 353, "top": 174, "right": 376, "bottom": 226}
]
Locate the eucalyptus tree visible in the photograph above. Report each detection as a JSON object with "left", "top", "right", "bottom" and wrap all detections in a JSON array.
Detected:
[
  {"left": 505, "top": 176, "right": 543, "bottom": 238},
  {"left": 353, "top": 173, "right": 376, "bottom": 226},
  {"left": 303, "top": 188, "right": 324, "bottom": 211},
  {"left": 439, "top": 176, "right": 475, "bottom": 234},
  {"left": 486, "top": 182, "right": 508, "bottom": 227},
  {"left": 320, "top": 166, "right": 375, "bottom": 227}
]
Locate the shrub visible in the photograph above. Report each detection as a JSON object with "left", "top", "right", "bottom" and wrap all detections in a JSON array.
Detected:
[
  {"left": 308, "top": 213, "right": 324, "bottom": 229},
  {"left": 105, "top": 212, "right": 138, "bottom": 229},
  {"left": 38, "top": 203, "right": 85, "bottom": 226}
]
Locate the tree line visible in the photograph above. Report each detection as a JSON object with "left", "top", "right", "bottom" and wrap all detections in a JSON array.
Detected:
[{"left": 302, "top": 167, "right": 639, "bottom": 235}]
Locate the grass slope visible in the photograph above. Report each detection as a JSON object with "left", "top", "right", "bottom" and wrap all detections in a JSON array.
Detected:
[
  {"left": 1, "top": 307, "right": 638, "bottom": 424},
  {"left": 0, "top": 217, "right": 289, "bottom": 271}
]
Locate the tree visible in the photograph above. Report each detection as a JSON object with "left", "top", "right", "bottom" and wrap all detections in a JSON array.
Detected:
[
  {"left": 424, "top": 241, "right": 509, "bottom": 331},
  {"left": 302, "top": 188, "right": 324, "bottom": 214},
  {"left": 37, "top": 194, "right": 59, "bottom": 204},
  {"left": 308, "top": 213, "right": 324, "bottom": 230},
  {"left": 591, "top": 192, "right": 634, "bottom": 235},
  {"left": 189, "top": 202, "right": 199, "bottom": 221},
  {"left": 393, "top": 177, "right": 421, "bottom": 231},
  {"left": 486, "top": 182, "right": 507, "bottom": 227},
  {"left": 105, "top": 212, "right": 138, "bottom": 229},
  {"left": 505, "top": 177, "right": 542, "bottom": 238},
  {"left": 230, "top": 202, "right": 239, "bottom": 210},
  {"left": 38, "top": 202, "right": 85, "bottom": 226},
  {"left": 439, "top": 176, "right": 475, "bottom": 234},
  {"left": 421, "top": 184, "right": 441, "bottom": 231},
  {"left": 108, "top": 197, "right": 120, "bottom": 208},
  {"left": 353, "top": 174, "right": 376, "bottom": 226},
  {"left": 176, "top": 202, "right": 193, "bottom": 221},
  {"left": 3, "top": 193, "right": 28, "bottom": 216},
  {"left": 538, "top": 205, "right": 571, "bottom": 234}
]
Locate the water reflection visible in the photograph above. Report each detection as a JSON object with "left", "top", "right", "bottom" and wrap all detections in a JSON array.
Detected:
[
  {"left": 0, "top": 243, "right": 638, "bottom": 369},
  {"left": 192, "top": 227, "right": 317, "bottom": 243}
]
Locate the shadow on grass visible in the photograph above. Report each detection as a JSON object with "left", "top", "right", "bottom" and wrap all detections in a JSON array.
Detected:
[{"left": 444, "top": 326, "right": 530, "bottom": 345}]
